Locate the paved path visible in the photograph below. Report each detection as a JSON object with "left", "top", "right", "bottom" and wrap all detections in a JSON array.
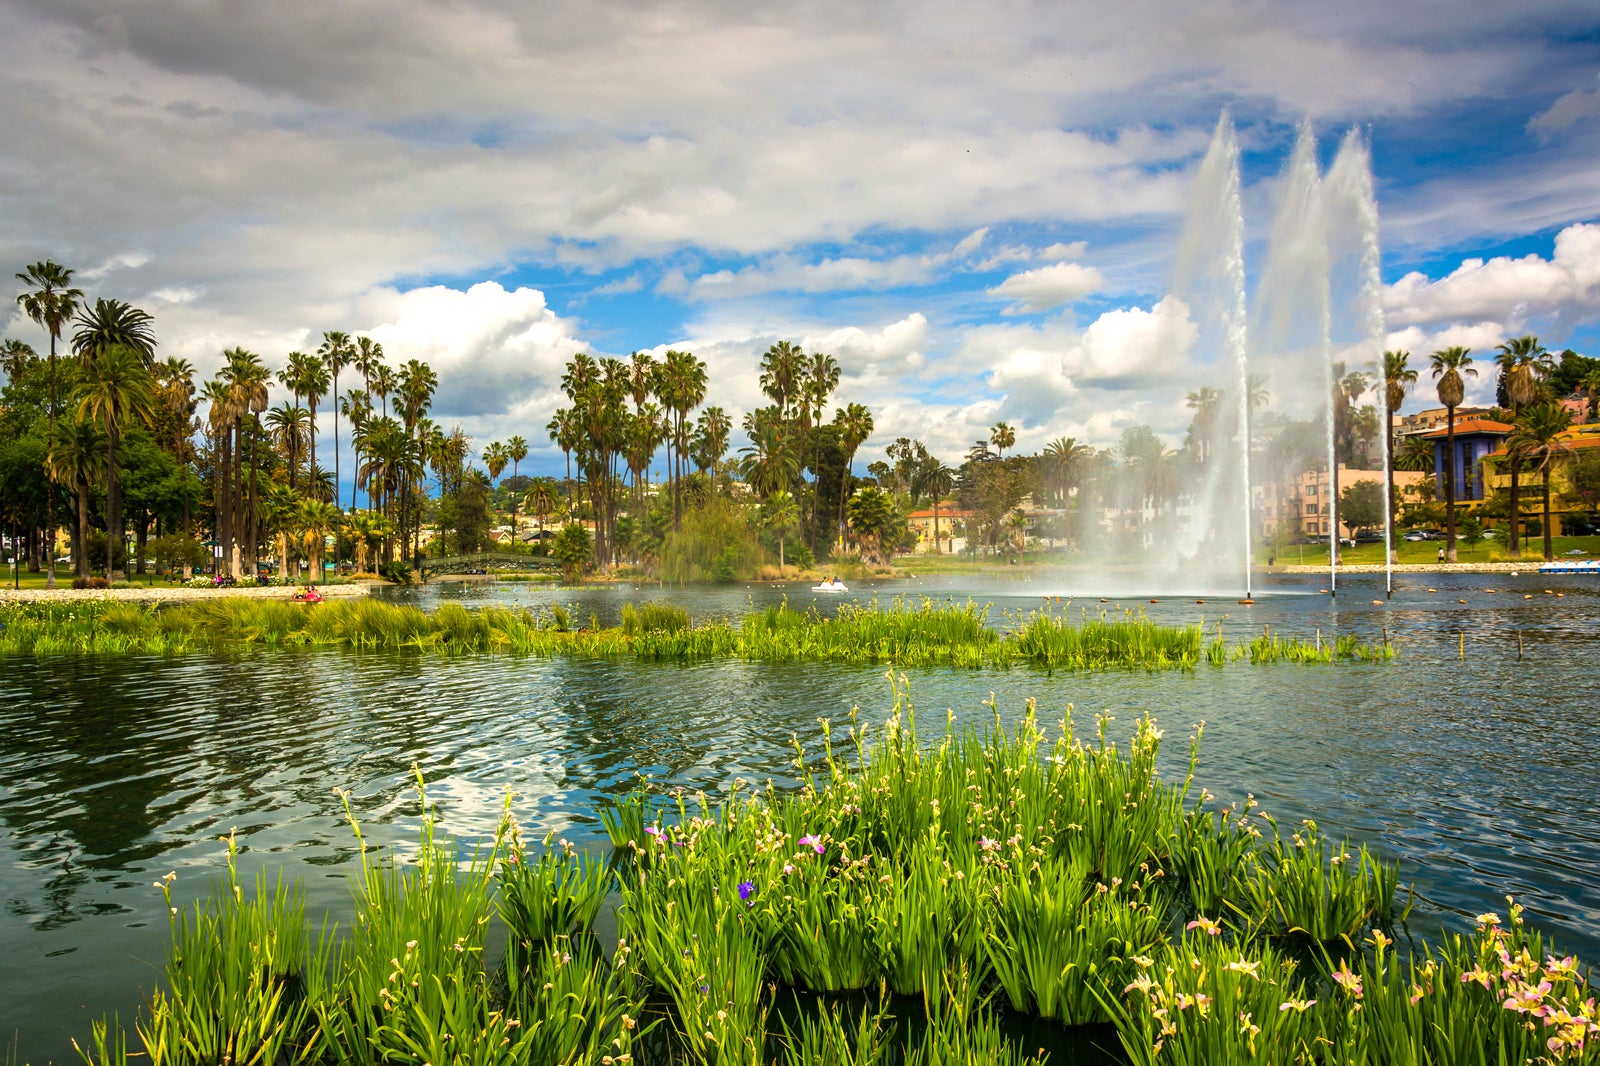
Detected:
[{"left": 0, "top": 581, "right": 378, "bottom": 605}]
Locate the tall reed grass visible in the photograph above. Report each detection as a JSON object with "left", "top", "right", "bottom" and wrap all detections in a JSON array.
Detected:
[
  {"left": 70, "top": 682, "right": 1582, "bottom": 1066},
  {"left": 0, "top": 596, "right": 1392, "bottom": 672}
]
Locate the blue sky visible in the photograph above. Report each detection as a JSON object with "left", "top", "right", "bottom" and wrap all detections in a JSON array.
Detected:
[{"left": 3, "top": 0, "right": 1599, "bottom": 481}]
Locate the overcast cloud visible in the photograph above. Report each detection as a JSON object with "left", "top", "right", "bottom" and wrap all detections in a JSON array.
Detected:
[{"left": 3, "top": 0, "right": 1599, "bottom": 475}]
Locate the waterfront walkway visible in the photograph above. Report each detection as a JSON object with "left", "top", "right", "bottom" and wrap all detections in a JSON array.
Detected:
[{"left": 0, "top": 581, "right": 377, "bottom": 605}]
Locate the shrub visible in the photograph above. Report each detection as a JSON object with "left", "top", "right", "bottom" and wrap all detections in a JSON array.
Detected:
[
  {"left": 378, "top": 560, "right": 414, "bottom": 585},
  {"left": 71, "top": 576, "right": 110, "bottom": 590}
]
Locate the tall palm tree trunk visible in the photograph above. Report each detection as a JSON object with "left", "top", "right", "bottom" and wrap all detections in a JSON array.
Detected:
[
  {"left": 1444, "top": 410, "right": 1458, "bottom": 563},
  {"left": 106, "top": 419, "right": 123, "bottom": 582},
  {"left": 231, "top": 416, "right": 244, "bottom": 578},
  {"left": 45, "top": 343, "right": 58, "bottom": 588},
  {"left": 76, "top": 480, "right": 91, "bottom": 578}
]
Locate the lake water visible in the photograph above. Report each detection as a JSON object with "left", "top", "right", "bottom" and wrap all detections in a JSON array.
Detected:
[{"left": 3, "top": 569, "right": 1598, "bottom": 1061}]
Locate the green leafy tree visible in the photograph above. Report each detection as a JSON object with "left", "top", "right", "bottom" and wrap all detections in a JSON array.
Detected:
[
  {"left": 551, "top": 522, "right": 593, "bottom": 581},
  {"left": 1338, "top": 480, "right": 1385, "bottom": 536}
]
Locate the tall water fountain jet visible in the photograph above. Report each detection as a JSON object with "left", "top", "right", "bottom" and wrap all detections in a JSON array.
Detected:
[
  {"left": 1253, "top": 122, "right": 1336, "bottom": 591},
  {"left": 1324, "top": 128, "right": 1390, "bottom": 593},
  {"left": 1036, "top": 114, "right": 1383, "bottom": 601},
  {"left": 1172, "top": 112, "right": 1254, "bottom": 598}
]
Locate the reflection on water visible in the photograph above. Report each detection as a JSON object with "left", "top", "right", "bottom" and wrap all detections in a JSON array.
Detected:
[{"left": 2, "top": 571, "right": 1598, "bottom": 1060}]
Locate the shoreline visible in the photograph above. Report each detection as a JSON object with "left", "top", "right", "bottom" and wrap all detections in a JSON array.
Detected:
[
  {"left": 1273, "top": 561, "right": 1563, "bottom": 574},
  {"left": 0, "top": 581, "right": 378, "bottom": 605}
]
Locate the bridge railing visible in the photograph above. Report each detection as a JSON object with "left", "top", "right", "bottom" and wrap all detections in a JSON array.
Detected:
[{"left": 419, "top": 551, "right": 560, "bottom": 578}]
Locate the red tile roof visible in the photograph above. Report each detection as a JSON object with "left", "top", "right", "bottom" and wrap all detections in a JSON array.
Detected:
[{"left": 1420, "top": 418, "right": 1512, "bottom": 438}]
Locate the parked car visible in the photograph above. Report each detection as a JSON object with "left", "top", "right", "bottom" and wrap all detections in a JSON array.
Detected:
[
  {"left": 1402, "top": 531, "right": 1429, "bottom": 542},
  {"left": 1354, "top": 530, "right": 1384, "bottom": 543}
]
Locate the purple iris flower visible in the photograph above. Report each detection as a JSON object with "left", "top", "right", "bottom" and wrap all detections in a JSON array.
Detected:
[{"left": 738, "top": 880, "right": 756, "bottom": 904}]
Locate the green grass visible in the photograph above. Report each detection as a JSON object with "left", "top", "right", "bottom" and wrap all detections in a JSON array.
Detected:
[
  {"left": 1272, "top": 533, "right": 1600, "bottom": 566},
  {"left": 0, "top": 596, "right": 1392, "bottom": 670},
  {"left": 66, "top": 685, "right": 1597, "bottom": 1065}
]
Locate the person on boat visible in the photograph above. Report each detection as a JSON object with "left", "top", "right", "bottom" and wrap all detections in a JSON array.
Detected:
[{"left": 303, "top": 586, "right": 323, "bottom": 604}]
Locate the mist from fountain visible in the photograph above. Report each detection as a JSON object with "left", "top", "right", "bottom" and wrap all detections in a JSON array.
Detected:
[{"left": 1024, "top": 114, "right": 1384, "bottom": 600}]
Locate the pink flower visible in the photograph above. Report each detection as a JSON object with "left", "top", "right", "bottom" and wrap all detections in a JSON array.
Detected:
[
  {"left": 797, "top": 834, "right": 824, "bottom": 855},
  {"left": 979, "top": 837, "right": 998, "bottom": 852}
]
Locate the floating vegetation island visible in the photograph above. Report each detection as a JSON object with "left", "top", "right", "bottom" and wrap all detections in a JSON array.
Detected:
[
  {"left": 0, "top": 596, "right": 1392, "bottom": 669},
  {"left": 70, "top": 686, "right": 1598, "bottom": 1065}
]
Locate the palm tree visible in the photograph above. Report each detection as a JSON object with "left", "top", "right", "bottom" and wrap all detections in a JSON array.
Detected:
[
  {"left": 71, "top": 299, "right": 157, "bottom": 366},
  {"left": 624, "top": 404, "right": 666, "bottom": 531},
  {"left": 1382, "top": 351, "right": 1419, "bottom": 561},
  {"left": 203, "top": 377, "right": 238, "bottom": 572},
  {"left": 657, "top": 349, "right": 707, "bottom": 529},
  {"left": 990, "top": 422, "right": 1016, "bottom": 459},
  {"left": 483, "top": 441, "right": 509, "bottom": 485},
  {"left": 524, "top": 477, "right": 561, "bottom": 544},
  {"left": 344, "top": 509, "right": 391, "bottom": 574},
  {"left": 316, "top": 331, "right": 353, "bottom": 509},
  {"left": 802, "top": 351, "right": 841, "bottom": 543},
  {"left": 759, "top": 341, "right": 804, "bottom": 420},
  {"left": 295, "top": 498, "right": 342, "bottom": 583},
  {"left": 289, "top": 352, "right": 331, "bottom": 491},
  {"left": 911, "top": 458, "right": 957, "bottom": 554},
  {"left": 75, "top": 345, "right": 157, "bottom": 581},
  {"left": 833, "top": 402, "right": 874, "bottom": 548},
  {"left": 1184, "top": 387, "right": 1223, "bottom": 465},
  {"left": 15, "top": 261, "right": 83, "bottom": 588},
  {"left": 264, "top": 484, "right": 303, "bottom": 580},
  {"left": 1507, "top": 401, "right": 1574, "bottom": 562},
  {"left": 546, "top": 408, "right": 578, "bottom": 509},
  {"left": 222, "top": 348, "right": 271, "bottom": 575},
  {"left": 1042, "top": 436, "right": 1093, "bottom": 541},
  {"left": 504, "top": 435, "right": 528, "bottom": 541},
  {"left": 266, "top": 404, "right": 310, "bottom": 492},
  {"left": 45, "top": 415, "right": 105, "bottom": 578},
  {"left": 760, "top": 489, "right": 801, "bottom": 568},
  {"left": 1430, "top": 345, "right": 1477, "bottom": 563},
  {"left": 847, "top": 486, "right": 899, "bottom": 566},
  {"left": 1395, "top": 436, "right": 1435, "bottom": 473},
  {"left": 371, "top": 362, "right": 395, "bottom": 418},
  {"left": 738, "top": 415, "right": 801, "bottom": 499},
  {"left": 1, "top": 339, "right": 36, "bottom": 382},
  {"left": 693, "top": 406, "right": 732, "bottom": 475},
  {"left": 1493, "top": 335, "right": 1553, "bottom": 558}
]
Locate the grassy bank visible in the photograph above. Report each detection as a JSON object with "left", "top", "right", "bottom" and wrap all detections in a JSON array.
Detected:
[
  {"left": 66, "top": 687, "right": 1597, "bottom": 1066},
  {"left": 0, "top": 596, "right": 1391, "bottom": 668}
]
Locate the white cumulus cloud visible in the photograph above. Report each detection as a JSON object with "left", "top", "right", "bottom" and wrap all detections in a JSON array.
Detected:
[
  {"left": 1384, "top": 222, "right": 1600, "bottom": 329},
  {"left": 989, "top": 262, "right": 1106, "bottom": 314}
]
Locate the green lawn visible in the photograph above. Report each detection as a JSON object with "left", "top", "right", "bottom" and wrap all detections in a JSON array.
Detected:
[{"left": 1268, "top": 534, "right": 1600, "bottom": 567}]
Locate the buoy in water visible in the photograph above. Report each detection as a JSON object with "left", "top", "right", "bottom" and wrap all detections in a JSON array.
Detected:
[{"left": 1238, "top": 598, "right": 1255, "bottom": 605}]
